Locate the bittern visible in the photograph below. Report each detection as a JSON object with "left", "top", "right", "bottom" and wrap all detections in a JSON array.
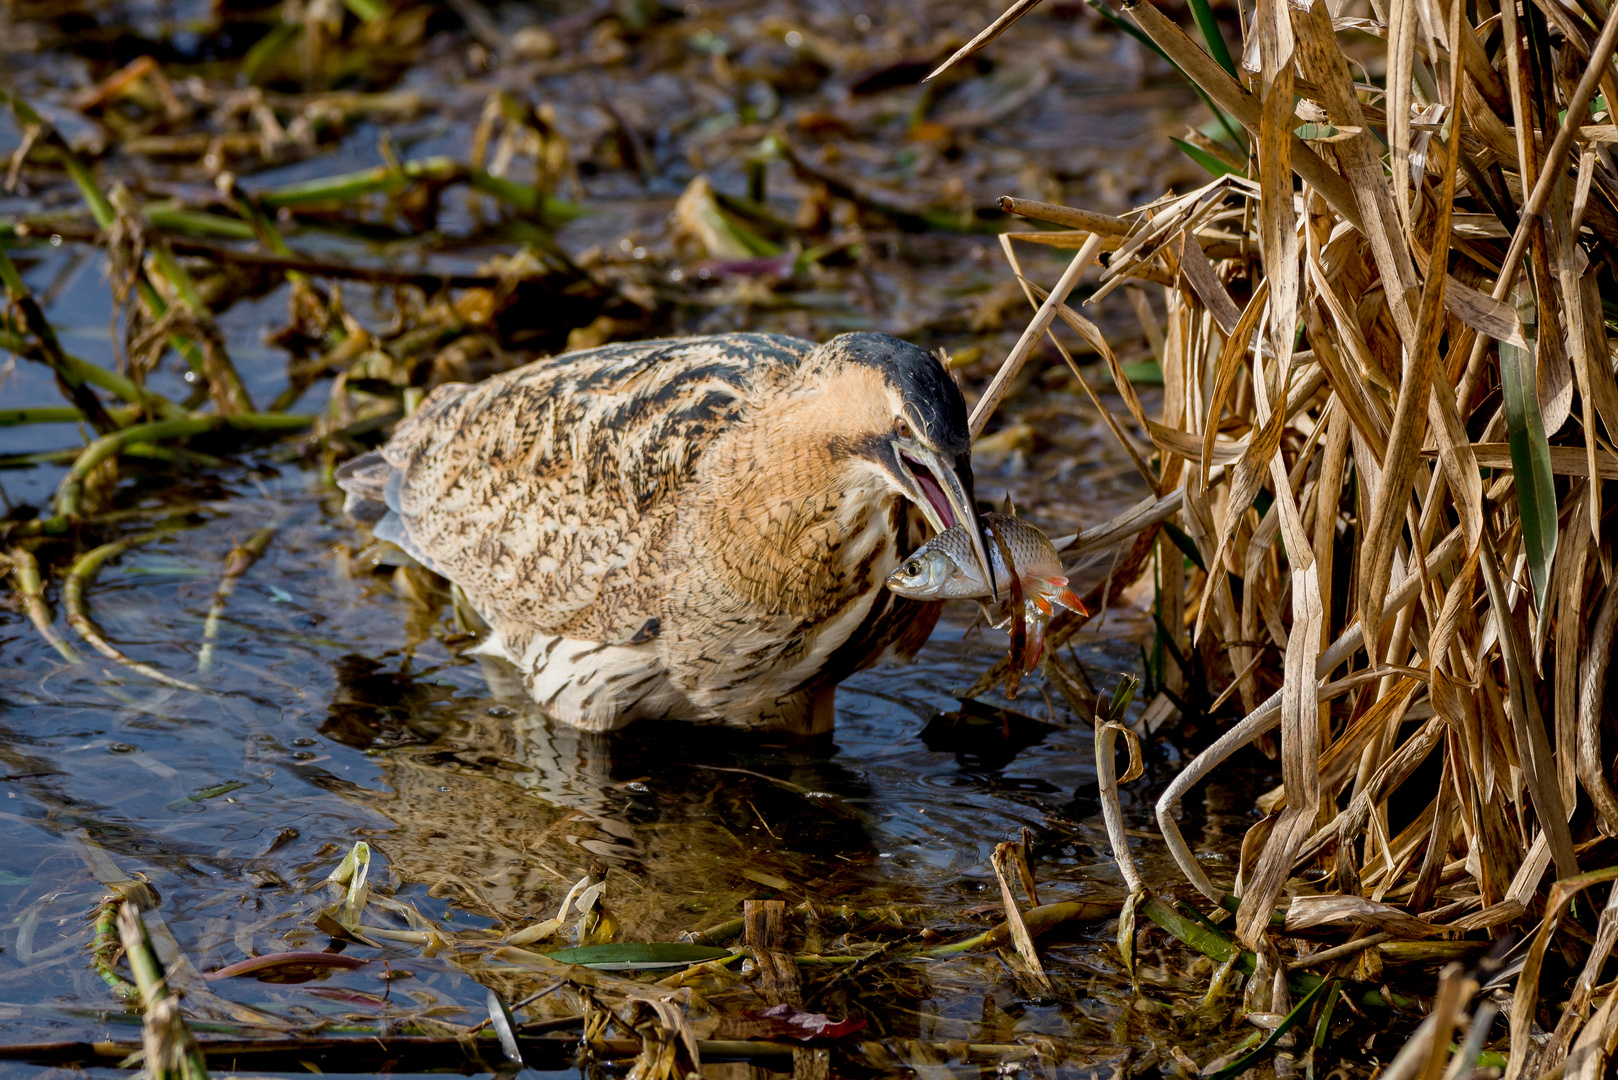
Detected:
[{"left": 336, "top": 331, "right": 992, "bottom": 734}]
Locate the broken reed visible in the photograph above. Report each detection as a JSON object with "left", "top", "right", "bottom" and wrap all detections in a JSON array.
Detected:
[{"left": 963, "top": 0, "right": 1618, "bottom": 1073}]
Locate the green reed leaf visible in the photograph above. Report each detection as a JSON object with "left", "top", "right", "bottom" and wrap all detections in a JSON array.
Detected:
[
  {"left": 1500, "top": 283, "right": 1558, "bottom": 610},
  {"left": 1208, "top": 976, "right": 1334, "bottom": 1080},
  {"left": 1171, "top": 137, "right": 1242, "bottom": 178},
  {"left": 1185, "top": 0, "right": 1237, "bottom": 77}
]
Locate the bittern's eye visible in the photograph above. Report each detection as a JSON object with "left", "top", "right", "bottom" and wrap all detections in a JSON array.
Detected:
[
  {"left": 902, "top": 559, "right": 922, "bottom": 576},
  {"left": 894, "top": 417, "right": 912, "bottom": 440}
]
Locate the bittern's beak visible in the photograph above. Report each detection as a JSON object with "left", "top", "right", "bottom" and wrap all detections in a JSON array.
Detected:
[{"left": 891, "top": 440, "right": 998, "bottom": 601}]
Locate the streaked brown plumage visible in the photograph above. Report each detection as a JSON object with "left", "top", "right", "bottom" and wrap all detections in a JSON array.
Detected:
[{"left": 336, "top": 331, "right": 990, "bottom": 734}]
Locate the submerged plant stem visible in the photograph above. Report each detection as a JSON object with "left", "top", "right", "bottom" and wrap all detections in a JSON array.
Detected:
[
  {"left": 198, "top": 527, "right": 275, "bottom": 671},
  {"left": 63, "top": 530, "right": 205, "bottom": 692},
  {"left": 6, "top": 546, "right": 81, "bottom": 663},
  {"left": 54, "top": 414, "right": 314, "bottom": 521},
  {"left": 116, "top": 903, "right": 210, "bottom": 1080},
  {"left": 92, "top": 903, "right": 139, "bottom": 1002}
]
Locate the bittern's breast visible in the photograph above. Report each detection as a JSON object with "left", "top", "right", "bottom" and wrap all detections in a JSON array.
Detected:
[{"left": 656, "top": 394, "right": 927, "bottom": 704}]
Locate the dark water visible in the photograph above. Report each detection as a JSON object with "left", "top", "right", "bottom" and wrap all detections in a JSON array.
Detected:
[
  {"left": 0, "top": 480, "right": 1272, "bottom": 1077},
  {"left": 0, "top": 0, "right": 1272, "bottom": 1073}
]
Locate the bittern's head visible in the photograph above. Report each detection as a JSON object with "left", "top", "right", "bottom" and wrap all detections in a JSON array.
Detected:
[{"left": 807, "top": 333, "right": 997, "bottom": 598}]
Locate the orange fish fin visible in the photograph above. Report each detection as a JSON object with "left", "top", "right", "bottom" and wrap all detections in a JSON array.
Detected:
[
  {"left": 1043, "top": 578, "right": 1087, "bottom": 616},
  {"left": 1033, "top": 594, "right": 1053, "bottom": 616},
  {"left": 1024, "top": 617, "right": 1047, "bottom": 673}
]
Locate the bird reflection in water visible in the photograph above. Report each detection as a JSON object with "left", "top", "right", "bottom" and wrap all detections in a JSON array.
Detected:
[{"left": 317, "top": 655, "right": 882, "bottom": 937}]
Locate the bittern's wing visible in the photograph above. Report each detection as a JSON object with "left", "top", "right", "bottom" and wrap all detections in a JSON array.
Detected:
[{"left": 335, "top": 333, "right": 811, "bottom": 644}]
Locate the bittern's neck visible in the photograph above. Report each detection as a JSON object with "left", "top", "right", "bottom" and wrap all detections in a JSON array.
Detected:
[{"left": 688, "top": 389, "right": 902, "bottom": 614}]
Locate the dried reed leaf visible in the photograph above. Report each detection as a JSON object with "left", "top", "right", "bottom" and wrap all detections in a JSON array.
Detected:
[
  {"left": 1284, "top": 894, "right": 1439, "bottom": 937},
  {"left": 1293, "top": 0, "right": 1417, "bottom": 349},
  {"left": 1119, "top": 0, "right": 1365, "bottom": 231},
  {"left": 924, "top": 0, "right": 1046, "bottom": 82},
  {"left": 1231, "top": 6, "right": 1325, "bottom": 931},
  {"left": 1387, "top": 0, "right": 1418, "bottom": 243},
  {"left": 1061, "top": 488, "right": 1186, "bottom": 561},
  {"left": 1095, "top": 719, "right": 1145, "bottom": 896},
  {"left": 1564, "top": 988, "right": 1618, "bottom": 1080},
  {"left": 1000, "top": 241, "right": 1159, "bottom": 489},
  {"left": 989, "top": 842, "right": 1052, "bottom": 992},
  {"left": 1361, "top": 4, "right": 1463, "bottom": 647},
  {"left": 1575, "top": 269, "right": 1618, "bottom": 460},
  {"left": 1441, "top": 276, "right": 1525, "bottom": 347},
  {"left": 1508, "top": 866, "right": 1618, "bottom": 1080},
  {"left": 1427, "top": 442, "right": 1618, "bottom": 479},
  {"left": 1174, "top": 229, "right": 1241, "bottom": 334},
  {"left": 1305, "top": 301, "right": 1390, "bottom": 460},
  {"left": 1157, "top": 527, "right": 1461, "bottom": 900},
  {"left": 1201, "top": 279, "right": 1270, "bottom": 490},
  {"left": 969, "top": 234, "right": 1104, "bottom": 438},
  {"left": 1550, "top": 488, "right": 1592, "bottom": 803},
  {"left": 1148, "top": 421, "right": 1247, "bottom": 466},
  {"left": 1004, "top": 229, "right": 1123, "bottom": 251},
  {"left": 1554, "top": 199, "right": 1608, "bottom": 530},
  {"left": 1425, "top": 380, "right": 1483, "bottom": 550},
  {"left": 1191, "top": 392, "right": 1287, "bottom": 644},
  {"left": 1095, "top": 181, "right": 1237, "bottom": 303},
  {"left": 1579, "top": 583, "right": 1618, "bottom": 835}
]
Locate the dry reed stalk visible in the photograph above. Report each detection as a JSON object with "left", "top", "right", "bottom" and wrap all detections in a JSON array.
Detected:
[{"left": 966, "top": 0, "right": 1618, "bottom": 1069}]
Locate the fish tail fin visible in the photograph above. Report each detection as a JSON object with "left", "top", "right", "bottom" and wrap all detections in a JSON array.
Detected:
[{"left": 1042, "top": 576, "right": 1088, "bottom": 616}]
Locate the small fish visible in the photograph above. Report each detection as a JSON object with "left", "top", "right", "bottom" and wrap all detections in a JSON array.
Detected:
[{"left": 887, "top": 513, "right": 1086, "bottom": 673}]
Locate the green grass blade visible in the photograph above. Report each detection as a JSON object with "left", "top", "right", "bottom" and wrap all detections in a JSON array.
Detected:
[
  {"left": 242, "top": 22, "right": 301, "bottom": 85},
  {"left": 1499, "top": 283, "right": 1558, "bottom": 609},
  {"left": 544, "top": 943, "right": 735, "bottom": 970},
  {"left": 1171, "top": 137, "right": 1243, "bottom": 178},
  {"left": 1086, "top": 0, "right": 1246, "bottom": 150},
  {"left": 1185, "top": 0, "right": 1237, "bottom": 77},
  {"left": 143, "top": 204, "right": 258, "bottom": 241},
  {"left": 342, "top": 0, "right": 387, "bottom": 22},
  {"left": 1207, "top": 977, "right": 1334, "bottom": 1080}
]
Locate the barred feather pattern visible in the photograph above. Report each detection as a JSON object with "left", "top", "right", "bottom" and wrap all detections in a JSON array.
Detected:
[{"left": 337, "top": 333, "right": 942, "bottom": 732}]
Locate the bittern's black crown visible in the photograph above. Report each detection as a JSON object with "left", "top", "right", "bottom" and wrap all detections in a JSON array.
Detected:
[{"left": 812, "top": 332, "right": 971, "bottom": 456}]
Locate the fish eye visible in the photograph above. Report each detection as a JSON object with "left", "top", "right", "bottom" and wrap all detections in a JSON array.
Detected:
[
  {"left": 902, "top": 559, "right": 922, "bottom": 576},
  {"left": 894, "top": 416, "right": 912, "bottom": 440}
]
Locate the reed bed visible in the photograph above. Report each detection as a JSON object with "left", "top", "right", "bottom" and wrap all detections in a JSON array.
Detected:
[{"left": 954, "top": 0, "right": 1618, "bottom": 1072}]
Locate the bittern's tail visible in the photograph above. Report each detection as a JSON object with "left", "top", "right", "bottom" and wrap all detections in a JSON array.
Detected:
[
  {"left": 333, "top": 452, "right": 392, "bottom": 526},
  {"left": 333, "top": 451, "right": 439, "bottom": 572}
]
